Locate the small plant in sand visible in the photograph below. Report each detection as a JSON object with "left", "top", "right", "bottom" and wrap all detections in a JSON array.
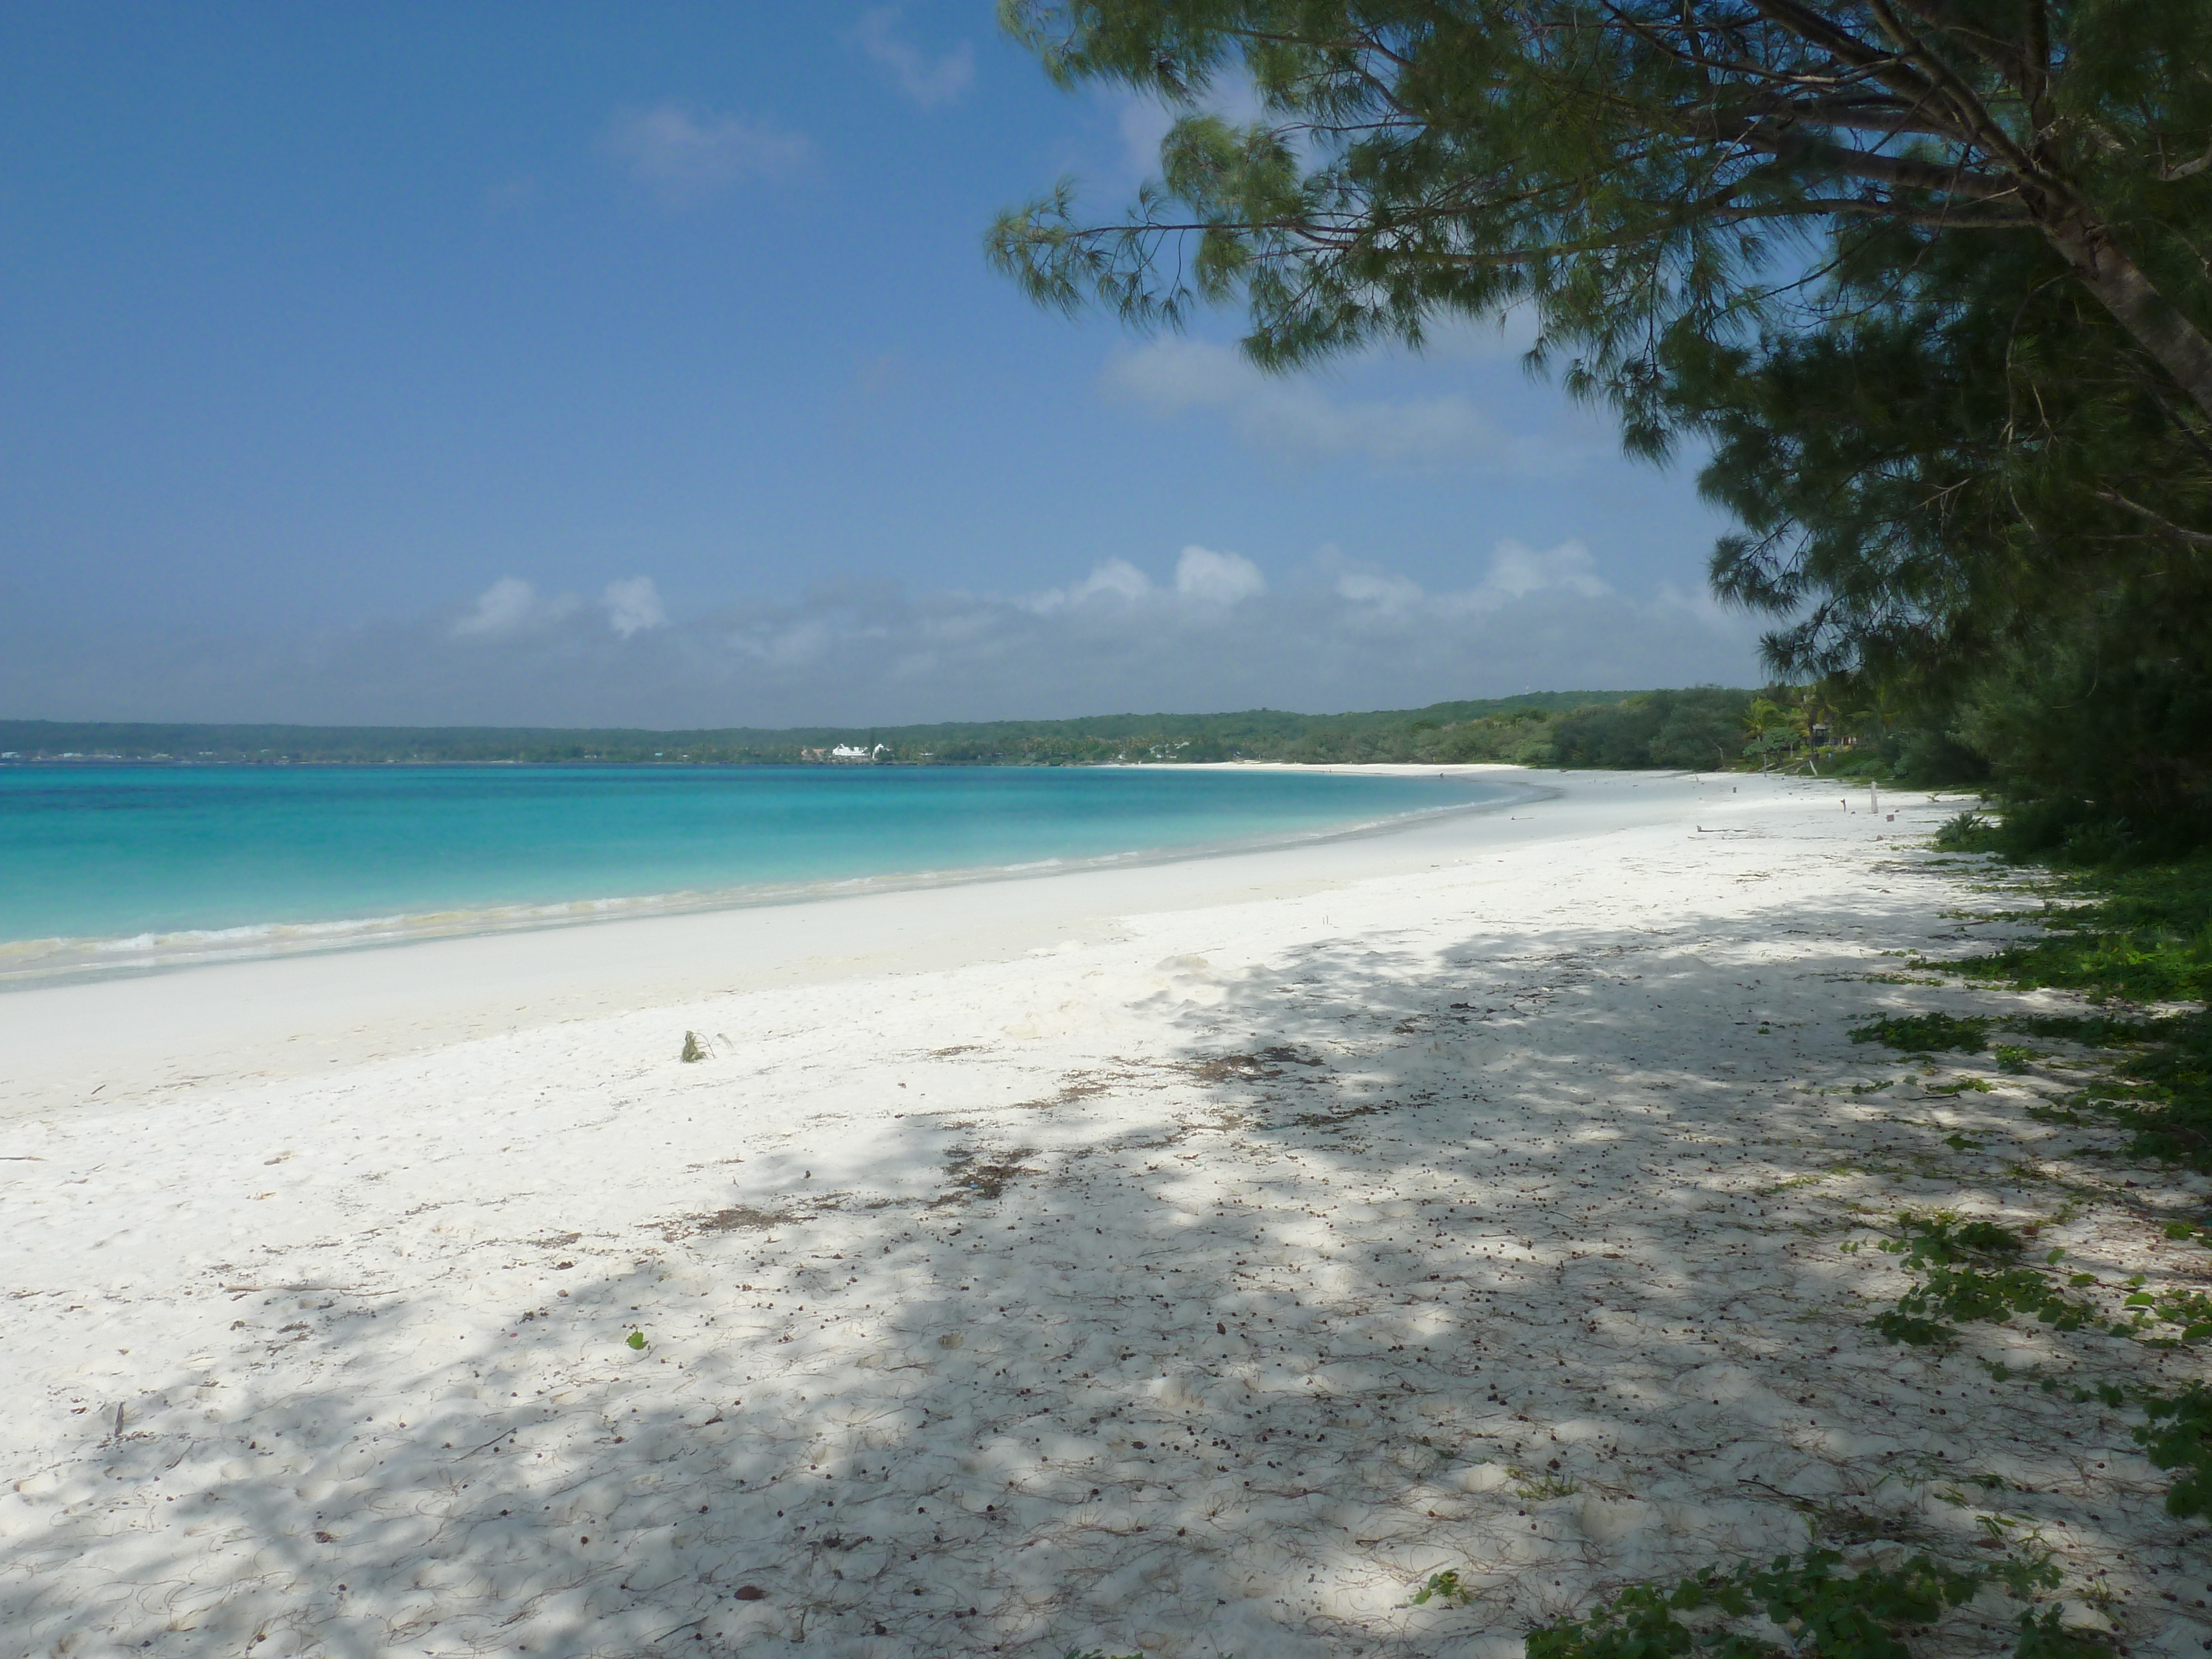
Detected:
[
  {"left": 625, "top": 1329, "right": 646, "bottom": 1350},
  {"left": 2164, "top": 1218, "right": 2212, "bottom": 1249},
  {"left": 1508, "top": 1462, "right": 1582, "bottom": 1500},
  {"left": 1878, "top": 1211, "right": 2212, "bottom": 1352},
  {"left": 1507, "top": 1547, "right": 2083, "bottom": 1658},
  {"left": 1925, "top": 1075, "right": 1994, "bottom": 1095},
  {"left": 2117, "top": 1280, "right": 2212, "bottom": 1343},
  {"left": 1871, "top": 1213, "right": 2091, "bottom": 1347},
  {"left": 1410, "top": 1569, "right": 1477, "bottom": 1606},
  {"left": 680, "top": 1031, "right": 706, "bottom": 1063},
  {"left": 1874, "top": 1211, "right": 2212, "bottom": 1518},
  {"left": 1849, "top": 1013, "right": 1990, "bottom": 1053},
  {"left": 2130, "top": 1384, "right": 2212, "bottom": 1516},
  {"left": 2007, "top": 1377, "right": 2212, "bottom": 1521}
]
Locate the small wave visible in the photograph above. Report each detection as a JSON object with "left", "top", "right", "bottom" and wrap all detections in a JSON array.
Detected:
[{"left": 89, "top": 914, "right": 411, "bottom": 953}]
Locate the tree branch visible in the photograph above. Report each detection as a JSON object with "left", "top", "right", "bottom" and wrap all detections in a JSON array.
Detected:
[
  {"left": 2093, "top": 490, "right": 2212, "bottom": 548},
  {"left": 2157, "top": 142, "right": 2212, "bottom": 184},
  {"left": 1861, "top": 0, "right": 2041, "bottom": 185}
]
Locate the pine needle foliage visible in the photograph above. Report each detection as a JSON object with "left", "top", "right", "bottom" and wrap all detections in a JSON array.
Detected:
[
  {"left": 990, "top": 1, "right": 2212, "bottom": 424},
  {"left": 990, "top": 2, "right": 2212, "bottom": 838}
]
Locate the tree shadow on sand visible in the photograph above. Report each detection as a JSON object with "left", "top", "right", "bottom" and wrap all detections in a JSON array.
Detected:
[{"left": 1, "top": 889, "right": 2174, "bottom": 1658}]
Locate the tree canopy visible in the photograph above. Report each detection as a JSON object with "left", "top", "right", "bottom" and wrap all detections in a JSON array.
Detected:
[
  {"left": 991, "top": 1, "right": 2212, "bottom": 844},
  {"left": 991, "top": 1, "right": 2212, "bottom": 425}
]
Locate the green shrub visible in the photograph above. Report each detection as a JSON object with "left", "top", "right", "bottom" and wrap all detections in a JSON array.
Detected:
[
  {"left": 1934, "top": 810, "right": 2000, "bottom": 852},
  {"left": 1549, "top": 686, "right": 1757, "bottom": 770},
  {"left": 1953, "top": 856, "right": 2212, "bottom": 1167},
  {"left": 1872, "top": 1214, "right": 2093, "bottom": 1345},
  {"left": 1894, "top": 729, "right": 1992, "bottom": 788},
  {"left": 2012, "top": 1606, "right": 2121, "bottom": 1656},
  {"left": 2136, "top": 1384, "right": 2212, "bottom": 1517},
  {"left": 2002, "top": 1014, "right": 2156, "bottom": 1048},
  {"left": 1522, "top": 1550, "right": 1989, "bottom": 1659},
  {"left": 1849, "top": 1013, "right": 1990, "bottom": 1052}
]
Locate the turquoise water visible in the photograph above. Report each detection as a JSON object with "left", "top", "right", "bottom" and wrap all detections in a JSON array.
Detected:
[{"left": 0, "top": 764, "right": 1506, "bottom": 980}]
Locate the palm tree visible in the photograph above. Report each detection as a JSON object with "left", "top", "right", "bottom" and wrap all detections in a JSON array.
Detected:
[{"left": 1741, "top": 696, "right": 1793, "bottom": 774}]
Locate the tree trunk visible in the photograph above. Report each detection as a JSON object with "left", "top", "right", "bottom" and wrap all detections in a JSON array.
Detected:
[{"left": 2041, "top": 208, "right": 2212, "bottom": 423}]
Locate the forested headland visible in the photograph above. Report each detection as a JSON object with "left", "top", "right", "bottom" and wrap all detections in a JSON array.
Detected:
[
  {"left": 0, "top": 688, "right": 1758, "bottom": 769},
  {"left": 0, "top": 683, "right": 2033, "bottom": 775}
]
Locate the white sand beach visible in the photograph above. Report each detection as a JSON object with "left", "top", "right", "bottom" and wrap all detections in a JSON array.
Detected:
[{"left": 2, "top": 766, "right": 2204, "bottom": 1658}]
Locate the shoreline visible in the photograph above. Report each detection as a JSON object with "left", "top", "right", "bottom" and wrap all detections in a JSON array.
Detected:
[
  {"left": 0, "top": 764, "right": 1524, "bottom": 992},
  {"left": 7, "top": 766, "right": 2183, "bottom": 1658},
  {"left": 0, "top": 765, "right": 1563, "bottom": 1115}
]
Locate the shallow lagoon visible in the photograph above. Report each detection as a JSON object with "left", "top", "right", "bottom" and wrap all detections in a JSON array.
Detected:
[{"left": 0, "top": 763, "right": 1508, "bottom": 978}]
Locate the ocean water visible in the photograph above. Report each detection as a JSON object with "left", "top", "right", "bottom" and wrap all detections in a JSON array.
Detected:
[{"left": 0, "top": 764, "right": 1509, "bottom": 982}]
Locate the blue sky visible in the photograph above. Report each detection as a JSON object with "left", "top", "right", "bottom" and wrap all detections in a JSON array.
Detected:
[{"left": 0, "top": 3, "right": 1762, "bottom": 727}]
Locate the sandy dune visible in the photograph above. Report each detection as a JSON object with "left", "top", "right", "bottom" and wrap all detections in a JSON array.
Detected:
[{"left": 2, "top": 768, "right": 2203, "bottom": 1658}]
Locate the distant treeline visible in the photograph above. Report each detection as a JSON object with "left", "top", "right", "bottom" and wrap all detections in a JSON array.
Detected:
[{"left": 0, "top": 688, "right": 1772, "bottom": 770}]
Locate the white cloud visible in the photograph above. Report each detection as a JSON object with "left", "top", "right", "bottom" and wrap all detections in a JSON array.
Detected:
[
  {"left": 9, "top": 551, "right": 1763, "bottom": 728},
  {"left": 853, "top": 9, "right": 974, "bottom": 108},
  {"left": 603, "top": 101, "right": 811, "bottom": 206},
  {"left": 1175, "top": 544, "right": 1265, "bottom": 604},
  {"left": 1104, "top": 337, "right": 1244, "bottom": 410},
  {"left": 452, "top": 577, "right": 578, "bottom": 638},
  {"left": 1024, "top": 557, "right": 1152, "bottom": 613},
  {"left": 603, "top": 575, "right": 668, "bottom": 639},
  {"left": 1335, "top": 540, "right": 1612, "bottom": 622},
  {"left": 1483, "top": 538, "right": 1611, "bottom": 600},
  {"left": 1026, "top": 548, "right": 1264, "bottom": 613},
  {"left": 1332, "top": 570, "right": 1425, "bottom": 615},
  {"left": 730, "top": 617, "right": 835, "bottom": 668},
  {"left": 1067, "top": 557, "right": 1154, "bottom": 604},
  {"left": 651, "top": 551, "right": 1754, "bottom": 722},
  {"left": 1104, "top": 337, "right": 1577, "bottom": 474}
]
